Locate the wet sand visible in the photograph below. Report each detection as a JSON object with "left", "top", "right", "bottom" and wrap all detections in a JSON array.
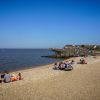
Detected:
[{"left": 0, "top": 56, "right": 100, "bottom": 100}]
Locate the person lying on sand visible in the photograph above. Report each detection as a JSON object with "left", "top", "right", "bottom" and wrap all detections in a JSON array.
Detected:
[
  {"left": 11, "top": 73, "right": 23, "bottom": 82},
  {"left": 11, "top": 74, "right": 18, "bottom": 81}
]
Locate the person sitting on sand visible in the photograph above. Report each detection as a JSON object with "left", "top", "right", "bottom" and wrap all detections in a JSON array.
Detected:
[
  {"left": 54, "top": 63, "right": 59, "bottom": 70},
  {"left": 64, "top": 61, "right": 73, "bottom": 71},
  {"left": 80, "top": 58, "right": 87, "bottom": 64},
  {"left": 59, "top": 62, "right": 65, "bottom": 70},
  {"left": 0, "top": 72, "right": 5, "bottom": 83},
  {"left": 71, "top": 60, "right": 76, "bottom": 65},
  {"left": 68, "top": 60, "right": 71, "bottom": 64},
  {"left": 1, "top": 73, "right": 5, "bottom": 79},
  {"left": 17, "top": 73, "right": 23, "bottom": 80},
  {"left": 82, "top": 59, "right": 87, "bottom": 64},
  {"left": 4, "top": 71, "right": 11, "bottom": 83},
  {"left": 65, "top": 61, "right": 71, "bottom": 67}
]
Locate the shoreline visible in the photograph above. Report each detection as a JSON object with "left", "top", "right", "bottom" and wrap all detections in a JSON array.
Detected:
[
  {"left": 6, "top": 56, "right": 100, "bottom": 83},
  {"left": 1, "top": 56, "right": 84, "bottom": 74},
  {"left": 0, "top": 56, "right": 97, "bottom": 74},
  {"left": 0, "top": 59, "right": 64, "bottom": 73}
]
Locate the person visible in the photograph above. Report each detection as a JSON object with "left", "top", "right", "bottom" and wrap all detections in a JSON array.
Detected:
[
  {"left": 1, "top": 73, "right": 5, "bottom": 79},
  {"left": 59, "top": 62, "right": 65, "bottom": 70},
  {"left": 68, "top": 60, "right": 71, "bottom": 64},
  {"left": 4, "top": 71, "right": 11, "bottom": 83},
  {"left": 0, "top": 79, "right": 2, "bottom": 83},
  {"left": 11, "top": 74, "right": 18, "bottom": 82},
  {"left": 71, "top": 60, "right": 76, "bottom": 65},
  {"left": 0, "top": 72, "right": 5, "bottom": 83},
  {"left": 54, "top": 63, "right": 59, "bottom": 70},
  {"left": 17, "top": 73, "right": 23, "bottom": 80},
  {"left": 82, "top": 59, "right": 87, "bottom": 64},
  {"left": 80, "top": 58, "right": 87, "bottom": 64}
]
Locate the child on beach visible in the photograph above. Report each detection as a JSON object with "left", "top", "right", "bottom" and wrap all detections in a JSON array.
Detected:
[
  {"left": 17, "top": 73, "right": 23, "bottom": 80},
  {"left": 54, "top": 62, "right": 59, "bottom": 70}
]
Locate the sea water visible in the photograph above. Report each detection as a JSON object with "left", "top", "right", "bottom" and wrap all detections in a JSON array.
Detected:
[{"left": 0, "top": 49, "right": 61, "bottom": 72}]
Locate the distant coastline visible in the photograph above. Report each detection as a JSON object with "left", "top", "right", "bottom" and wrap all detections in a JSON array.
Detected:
[{"left": 49, "top": 44, "right": 100, "bottom": 58}]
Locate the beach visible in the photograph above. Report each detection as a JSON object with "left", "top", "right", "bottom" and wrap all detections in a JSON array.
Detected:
[{"left": 0, "top": 56, "right": 100, "bottom": 100}]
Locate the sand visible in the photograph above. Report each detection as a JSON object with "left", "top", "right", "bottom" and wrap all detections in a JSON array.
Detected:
[{"left": 0, "top": 56, "right": 100, "bottom": 100}]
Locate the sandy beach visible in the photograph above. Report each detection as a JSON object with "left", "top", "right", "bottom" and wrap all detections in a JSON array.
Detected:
[{"left": 0, "top": 56, "right": 100, "bottom": 100}]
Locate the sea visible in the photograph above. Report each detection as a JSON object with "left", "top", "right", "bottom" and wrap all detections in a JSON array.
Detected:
[{"left": 0, "top": 49, "right": 62, "bottom": 72}]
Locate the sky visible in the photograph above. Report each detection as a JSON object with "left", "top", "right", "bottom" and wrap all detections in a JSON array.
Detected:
[{"left": 0, "top": 0, "right": 100, "bottom": 48}]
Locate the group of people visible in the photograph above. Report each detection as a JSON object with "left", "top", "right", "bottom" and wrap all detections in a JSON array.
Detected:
[
  {"left": 54, "top": 57, "right": 87, "bottom": 71},
  {"left": 0, "top": 71, "right": 23, "bottom": 83},
  {"left": 54, "top": 60, "right": 75, "bottom": 71}
]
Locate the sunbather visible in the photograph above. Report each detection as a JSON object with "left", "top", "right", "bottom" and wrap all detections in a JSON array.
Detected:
[{"left": 11, "top": 74, "right": 18, "bottom": 82}]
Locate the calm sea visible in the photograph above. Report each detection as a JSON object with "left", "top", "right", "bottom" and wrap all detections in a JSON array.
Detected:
[{"left": 0, "top": 49, "right": 61, "bottom": 72}]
